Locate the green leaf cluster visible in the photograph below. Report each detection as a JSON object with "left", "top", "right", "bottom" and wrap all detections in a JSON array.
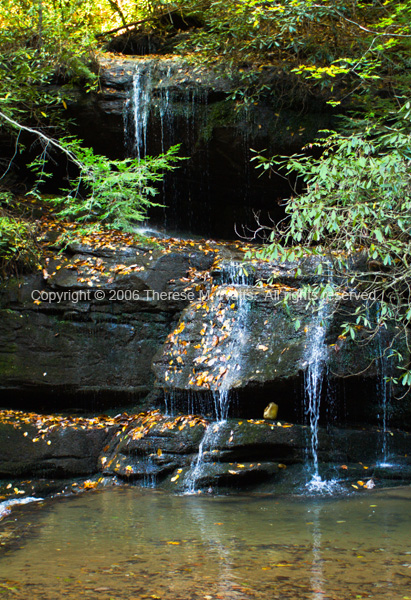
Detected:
[
  {"left": 30, "top": 139, "right": 184, "bottom": 231},
  {"left": 0, "top": 210, "right": 40, "bottom": 276},
  {"left": 253, "top": 100, "right": 411, "bottom": 385},
  {"left": 0, "top": 0, "right": 101, "bottom": 125}
]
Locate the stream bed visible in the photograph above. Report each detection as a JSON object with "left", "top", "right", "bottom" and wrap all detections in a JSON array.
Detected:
[{"left": 0, "top": 486, "right": 410, "bottom": 599}]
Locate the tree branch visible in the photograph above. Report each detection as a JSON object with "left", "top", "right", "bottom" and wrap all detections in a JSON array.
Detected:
[
  {"left": 321, "top": 6, "right": 411, "bottom": 38},
  {"left": 0, "top": 110, "right": 84, "bottom": 170},
  {"left": 95, "top": 9, "right": 179, "bottom": 39}
]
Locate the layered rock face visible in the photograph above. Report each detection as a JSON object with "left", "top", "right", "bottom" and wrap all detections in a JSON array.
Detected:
[
  {"left": 1, "top": 239, "right": 410, "bottom": 430},
  {"left": 0, "top": 410, "right": 123, "bottom": 477},
  {"left": 67, "top": 55, "right": 335, "bottom": 238},
  {"left": 152, "top": 259, "right": 411, "bottom": 429},
  {"left": 0, "top": 237, "right": 215, "bottom": 410},
  {"left": 99, "top": 412, "right": 411, "bottom": 492}
]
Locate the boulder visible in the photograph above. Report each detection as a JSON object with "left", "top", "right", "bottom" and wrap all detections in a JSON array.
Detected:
[{"left": 99, "top": 411, "right": 207, "bottom": 480}]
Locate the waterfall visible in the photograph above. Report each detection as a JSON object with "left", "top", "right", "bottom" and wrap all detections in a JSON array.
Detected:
[
  {"left": 304, "top": 300, "right": 328, "bottom": 490},
  {"left": 376, "top": 331, "right": 392, "bottom": 467},
  {"left": 366, "top": 303, "right": 392, "bottom": 467},
  {"left": 184, "top": 421, "right": 223, "bottom": 494},
  {"left": 123, "top": 61, "right": 210, "bottom": 233},
  {"left": 303, "top": 280, "right": 338, "bottom": 493},
  {"left": 184, "top": 271, "right": 251, "bottom": 493},
  {"left": 125, "top": 64, "right": 154, "bottom": 160},
  {"left": 220, "top": 261, "right": 253, "bottom": 287}
]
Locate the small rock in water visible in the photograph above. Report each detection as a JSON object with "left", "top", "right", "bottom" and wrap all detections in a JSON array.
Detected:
[{"left": 263, "top": 402, "right": 278, "bottom": 420}]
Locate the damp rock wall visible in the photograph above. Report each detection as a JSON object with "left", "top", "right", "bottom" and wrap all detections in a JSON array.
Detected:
[{"left": 66, "top": 55, "right": 335, "bottom": 238}]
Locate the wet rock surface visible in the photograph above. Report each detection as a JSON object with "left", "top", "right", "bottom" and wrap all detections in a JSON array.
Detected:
[
  {"left": 0, "top": 407, "right": 409, "bottom": 492},
  {"left": 0, "top": 410, "right": 122, "bottom": 477},
  {"left": 152, "top": 283, "right": 410, "bottom": 427},
  {"left": 1, "top": 233, "right": 410, "bottom": 430},
  {"left": 0, "top": 238, "right": 216, "bottom": 409},
  {"left": 98, "top": 412, "right": 411, "bottom": 492},
  {"left": 66, "top": 55, "right": 336, "bottom": 239},
  {"left": 100, "top": 411, "right": 207, "bottom": 480}
]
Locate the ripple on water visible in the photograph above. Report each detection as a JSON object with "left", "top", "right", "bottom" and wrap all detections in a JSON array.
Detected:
[{"left": 0, "top": 486, "right": 410, "bottom": 600}]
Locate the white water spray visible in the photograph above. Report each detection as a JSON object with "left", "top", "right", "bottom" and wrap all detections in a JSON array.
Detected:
[
  {"left": 303, "top": 282, "right": 339, "bottom": 493},
  {"left": 184, "top": 270, "right": 251, "bottom": 493}
]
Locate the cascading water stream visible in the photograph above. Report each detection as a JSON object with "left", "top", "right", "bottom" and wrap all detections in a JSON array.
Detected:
[
  {"left": 184, "top": 421, "right": 224, "bottom": 494},
  {"left": 184, "top": 266, "right": 251, "bottom": 493},
  {"left": 125, "top": 64, "right": 154, "bottom": 160},
  {"left": 124, "top": 61, "right": 210, "bottom": 233},
  {"left": 376, "top": 329, "right": 392, "bottom": 467},
  {"left": 365, "top": 302, "right": 393, "bottom": 467},
  {"left": 303, "top": 279, "right": 339, "bottom": 493},
  {"left": 304, "top": 300, "right": 328, "bottom": 490}
]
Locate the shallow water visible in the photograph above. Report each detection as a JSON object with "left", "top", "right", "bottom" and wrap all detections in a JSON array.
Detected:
[{"left": 0, "top": 486, "right": 410, "bottom": 599}]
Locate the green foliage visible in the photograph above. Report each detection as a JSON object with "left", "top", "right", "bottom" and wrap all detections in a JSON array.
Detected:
[
  {"left": 148, "top": 0, "right": 411, "bottom": 110},
  {"left": 253, "top": 99, "right": 411, "bottom": 385},
  {"left": 30, "top": 139, "right": 184, "bottom": 230},
  {"left": 0, "top": 2, "right": 187, "bottom": 236},
  {"left": 0, "top": 0, "right": 101, "bottom": 125},
  {"left": 0, "top": 212, "right": 40, "bottom": 275}
]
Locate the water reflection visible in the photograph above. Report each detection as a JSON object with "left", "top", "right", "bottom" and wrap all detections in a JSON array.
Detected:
[
  {"left": 0, "top": 487, "right": 410, "bottom": 599},
  {"left": 310, "top": 505, "right": 325, "bottom": 600}
]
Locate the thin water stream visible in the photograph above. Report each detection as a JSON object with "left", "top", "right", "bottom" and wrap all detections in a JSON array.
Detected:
[
  {"left": 184, "top": 270, "right": 251, "bottom": 493},
  {"left": 0, "top": 486, "right": 410, "bottom": 600},
  {"left": 303, "top": 298, "right": 335, "bottom": 492}
]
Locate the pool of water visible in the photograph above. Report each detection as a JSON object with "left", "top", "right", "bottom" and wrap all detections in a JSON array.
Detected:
[{"left": 0, "top": 486, "right": 410, "bottom": 599}]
